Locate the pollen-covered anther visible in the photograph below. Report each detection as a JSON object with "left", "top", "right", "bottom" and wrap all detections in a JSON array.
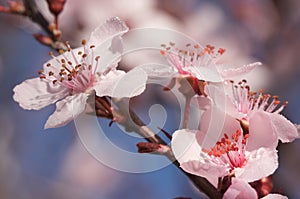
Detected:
[
  {"left": 202, "top": 130, "right": 249, "bottom": 171},
  {"left": 95, "top": 56, "right": 100, "bottom": 61},
  {"left": 169, "top": 42, "right": 175, "bottom": 46},
  {"left": 218, "top": 48, "right": 226, "bottom": 54}
]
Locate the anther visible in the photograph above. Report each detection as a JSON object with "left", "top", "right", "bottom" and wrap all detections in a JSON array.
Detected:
[
  {"left": 59, "top": 49, "right": 64, "bottom": 54},
  {"left": 95, "top": 56, "right": 100, "bottom": 61}
]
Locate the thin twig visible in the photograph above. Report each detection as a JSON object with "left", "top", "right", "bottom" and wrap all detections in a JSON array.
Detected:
[{"left": 113, "top": 98, "right": 222, "bottom": 199}]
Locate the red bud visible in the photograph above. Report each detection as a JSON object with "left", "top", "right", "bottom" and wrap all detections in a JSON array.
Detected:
[{"left": 46, "top": 0, "right": 66, "bottom": 16}]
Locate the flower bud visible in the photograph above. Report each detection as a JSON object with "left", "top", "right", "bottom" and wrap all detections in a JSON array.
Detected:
[{"left": 46, "top": 0, "right": 66, "bottom": 16}]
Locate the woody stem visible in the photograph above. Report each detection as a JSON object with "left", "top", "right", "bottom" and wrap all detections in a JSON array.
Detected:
[{"left": 113, "top": 98, "right": 222, "bottom": 199}]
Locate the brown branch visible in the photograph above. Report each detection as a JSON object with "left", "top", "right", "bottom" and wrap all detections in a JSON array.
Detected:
[
  {"left": 113, "top": 99, "right": 222, "bottom": 199},
  {"left": 21, "top": 0, "right": 66, "bottom": 51}
]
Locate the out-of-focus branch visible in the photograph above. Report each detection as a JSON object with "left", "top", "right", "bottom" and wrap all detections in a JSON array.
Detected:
[
  {"left": 112, "top": 98, "right": 222, "bottom": 199},
  {"left": 0, "top": 0, "right": 67, "bottom": 51},
  {"left": 23, "top": 0, "right": 53, "bottom": 36},
  {"left": 22, "top": 0, "right": 67, "bottom": 51}
]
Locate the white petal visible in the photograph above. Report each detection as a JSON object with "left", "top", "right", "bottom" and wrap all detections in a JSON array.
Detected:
[
  {"left": 171, "top": 129, "right": 202, "bottom": 163},
  {"left": 185, "top": 66, "right": 223, "bottom": 82},
  {"left": 13, "top": 78, "right": 68, "bottom": 110},
  {"left": 219, "top": 62, "right": 261, "bottom": 79},
  {"left": 223, "top": 178, "right": 258, "bottom": 199},
  {"left": 234, "top": 148, "right": 278, "bottom": 182},
  {"left": 94, "top": 69, "right": 126, "bottom": 97},
  {"left": 44, "top": 93, "right": 88, "bottom": 129},
  {"left": 268, "top": 113, "right": 299, "bottom": 143},
  {"left": 171, "top": 129, "right": 227, "bottom": 180},
  {"left": 88, "top": 17, "right": 129, "bottom": 48},
  {"left": 88, "top": 17, "right": 129, "bottom": 73},
  {"left": 95, "top": 68, "right": 147, "bottom": 98}
]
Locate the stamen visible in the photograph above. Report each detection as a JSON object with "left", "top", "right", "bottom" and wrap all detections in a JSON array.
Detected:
[{"left": 203, "top": 130, "right": 248, "bottom": 169}]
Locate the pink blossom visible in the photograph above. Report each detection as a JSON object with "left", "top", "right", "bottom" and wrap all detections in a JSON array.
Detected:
[
  {"left": 223, "top": 178, "right": 288, "bottom": 199},
  {"left": 205, "top": 82, "right": 299, "bottom": 150},
  {"left": 223, "top": 178, "right": 257, "bottom": 199},
  {"left": 13, "top": 17, "right": 147, "bottom": 129},
  {"left": 171, "top": 124, "right": 278, "bottom": 183},
  {"left": 160, "top": 43, "right": 260, "bottom": 83}
]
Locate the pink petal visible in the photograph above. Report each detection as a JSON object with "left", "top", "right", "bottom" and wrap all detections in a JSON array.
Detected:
[
  {"left": 192, "top": 95, "right": 212, "bottom": 110},
  {"left": 261, "top": 194, "right": 288, "bottom": 199},
  {"left": 234, "top": 148, "right": 278, "bottom": 182},
  {"left": 44, "top": 93, "right": 88, "bottom": 129},
  {"left": 185, "top": 66, "right": 223, "bottom": 82},
  {"left": 219, "top": 62, "right": 261, "bottom": 79},
  {"left": 247, "top": 111, "right": 278, "bottom": 151},
  {"left": 95, "top": 68, "right": 147, "bottom": 98},
  {"left": 205, "top": 84, "right": 240, "bottom": 118},
  {"left": 171, "top": 129, "right": 227, "bottom": 182},
  {"left": 88, "top": 17, "right": 129, "bottom": 49},
  {"left": 13, "top": 78, "right": 69, "bottom": 110},
  {"left": 223, "top": 178, "right": 258, "bottom": 199},
  {"left": 197, "top": 106, "right": 241, "bottom": 149},
  {"left": 268, "top": 113, "right": 298, "bottom": 143}
]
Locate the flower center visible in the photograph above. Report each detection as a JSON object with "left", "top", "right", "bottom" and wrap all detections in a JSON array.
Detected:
[
  {"left": 229, "top": 80, "right": 288, "bottom": 117},
  {"left": 160, "top": 42, "right": 225, "bottom": 75},
  {"left": 202, "top": 130, "right": 249, "bottom": 171},
  {"left": 38, "top": 40, "right": 101, "bottom": 94}
]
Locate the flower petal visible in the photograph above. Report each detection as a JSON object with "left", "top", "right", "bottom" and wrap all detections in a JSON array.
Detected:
[
  {"left": 268, "top": 113, "right": 299, "bottom": 143},
  {"left": 197, "top": 106, "right": 241, "bottom": 149},
  {"left": 247, "top": 111, "right": 278, "bottom": 151},
  {"left": 185, "top": 66, "right": 223, "bottom": 82},
  {"left": 13, "top": 78, "right": 69, "bottom": 110},
  {"left": 138, "top": 63, "right": 176, "bottom": 79},
  {"left": 44, "top": 93, "right": 88, "bottom": 129},
  {"left": 94, "top": 69, "right": 126, "bottom": 97},
  {"left": 88, "top": 17, "right": 129, "bottom": 49},
  {"left": 223, "top": 178, "right": 258, "bottom": 199},
  {"left": 234, "top": 148, "right": 278, "bottom": 182},
  {"left": 219, "top": 62, "right": 261, "bottom": 79},
  {"left": 171, "top": 129, "right": 227, "bottom": 182},
  {"left": 95, "top": 68, "right": 147, "bottom": 98}
]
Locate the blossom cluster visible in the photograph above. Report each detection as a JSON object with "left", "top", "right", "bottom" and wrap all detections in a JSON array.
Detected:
[{"left": 13, "top": 17, "right": 299, "bottom": 198}]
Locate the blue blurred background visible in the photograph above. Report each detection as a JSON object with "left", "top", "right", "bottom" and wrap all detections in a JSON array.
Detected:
[{"left": 0, "top": 0, "right": 299, "bottom": 198}]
